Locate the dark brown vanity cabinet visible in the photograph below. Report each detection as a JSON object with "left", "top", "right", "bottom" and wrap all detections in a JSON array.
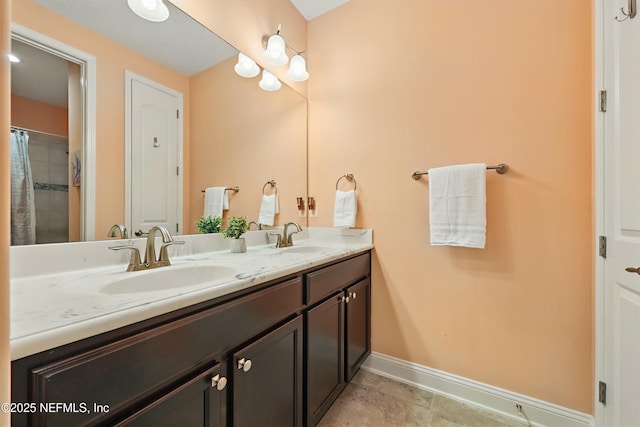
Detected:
[
  {"left": 11, "top": 251, "right": 371, "bottom": 427},
  {"left": 305, "top": 253, "right": 371, "bottom": 427},
  {"left": 11, "top": 277, "right": 302, "bottom": 427},
  {"left": 231, "top": 316, "right": 303, "bottom": 427},
  {"left": 113, "top": 363, "right": 225, "bottom": 427}
]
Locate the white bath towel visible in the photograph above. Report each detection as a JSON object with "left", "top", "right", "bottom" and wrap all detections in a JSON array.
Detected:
[
  {"left": 258, "top": 194, "right": 279, "bottom": 226},
  {"left": 428, "top": 163, "right": 486, "bottom": 249},
  {"left": 203, "top": 187, "right": 228, "bottom": 218},
  {"left": 334, "top": 190, "right": 357, "bottom": 228}
]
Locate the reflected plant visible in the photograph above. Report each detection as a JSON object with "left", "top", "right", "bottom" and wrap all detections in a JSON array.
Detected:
[{"left": 196, "top": 216, "right": 222, "bottom": 234}]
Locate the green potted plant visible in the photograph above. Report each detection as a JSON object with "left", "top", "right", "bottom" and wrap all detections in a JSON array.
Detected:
[
  {"left": 195, "top": 215, "right": 222, "bottom": 234},
  {"left": 223, "top": 216, "right": 249, "bottom": 253}
]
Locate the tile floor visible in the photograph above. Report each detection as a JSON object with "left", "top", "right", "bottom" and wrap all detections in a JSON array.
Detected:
[{"left": 318, "top": 369, "right": 529, "bottom": 427}]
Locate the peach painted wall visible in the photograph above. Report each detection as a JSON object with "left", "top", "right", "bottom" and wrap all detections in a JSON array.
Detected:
[
  {"left": 1, "top": 0, "right": 11, "bottom": 424},
  {"left": 12, "top": 0, "right": 191, "bottom": 239},
  {"left": 11, "top": 94, "right": 68, "bottom": 136},
  {"left": 189, "top": 56, "right": 307, "bottom": 231},
  {"left": 173, "top": 0, "right": 308, "bottom": 96},
  {"left": 68, "top": 62, "right": 81, "bottom": 242},
  {"left": 308, "top": 0, "right": 593, "bottom": 414}
]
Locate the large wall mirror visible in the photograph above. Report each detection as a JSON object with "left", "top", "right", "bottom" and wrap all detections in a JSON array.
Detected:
[{"left": 10, "top": 0, "right": 307, "bottom": 246}]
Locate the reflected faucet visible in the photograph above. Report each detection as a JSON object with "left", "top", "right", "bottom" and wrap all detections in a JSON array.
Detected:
[
  {"left": 107, "top": 224, "right": 129, "bottom": 239},
  {"left": 109, "top": 225, "right": 184, "bottom": 271},
  {"left": 248, "top": 221, "right": 262, "bottom": 231},
  {"left": 271, "top": 222, "right": 302, "bottom": 248}
]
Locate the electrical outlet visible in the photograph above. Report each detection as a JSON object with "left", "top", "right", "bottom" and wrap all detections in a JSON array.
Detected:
[{"left": 515, "top": 403, "right": 524, "bottom": 417}]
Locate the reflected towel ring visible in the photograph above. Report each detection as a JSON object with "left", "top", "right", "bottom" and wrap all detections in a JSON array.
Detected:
[
  {"left": 263, "top": 180, "right": 277, "bottom": 195},
  {"left": 336, "top": 173, "right": 357, "bottom": 191}
]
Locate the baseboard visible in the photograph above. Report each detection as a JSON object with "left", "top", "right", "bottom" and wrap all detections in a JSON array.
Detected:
[{"left": 362, "top": 352, "right": 594, "bottom": 427}]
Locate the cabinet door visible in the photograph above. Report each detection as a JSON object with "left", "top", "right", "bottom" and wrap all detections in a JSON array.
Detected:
[
  {"left": 113, "top": 364, "right": 226, "bottom": 427},
  {"left": 306, "top": 293, "right": 344, "bottom": 427},
  {"left": 232, "top": 316, "right": 303, "bottom": 427},
  {"left": 345, "top": 278, "right": 370, "bottom": 381}
]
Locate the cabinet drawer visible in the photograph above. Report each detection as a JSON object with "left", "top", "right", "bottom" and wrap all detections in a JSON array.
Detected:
[
  {"left": 29, "top": 278, "right": 301, "bottom": 427},
  {"left": 304, "top": 253, "right": 370, "bottom": 305}
]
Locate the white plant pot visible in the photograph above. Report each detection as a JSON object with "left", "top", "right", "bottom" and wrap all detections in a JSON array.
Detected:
[{"left": 230, "top": 238, "right": 247, "bottom": 253}]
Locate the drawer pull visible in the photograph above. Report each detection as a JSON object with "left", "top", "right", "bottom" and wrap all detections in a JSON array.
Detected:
[
  {"left": 238, "top": 357, "right": 252, "bottom": 372},
  {"left": 349, "top": 292, "right": 357, "bottom": 300},
  {"left": 211, "top": 374, "right": 227, "bottom": 391}
]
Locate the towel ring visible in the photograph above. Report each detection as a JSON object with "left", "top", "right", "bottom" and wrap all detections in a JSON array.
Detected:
[
  {"left": 336, "top": 173, "right": 357, "bottom": 190},
  {"left": 263, "top": 180, "right": 277, "bottom": 195}
]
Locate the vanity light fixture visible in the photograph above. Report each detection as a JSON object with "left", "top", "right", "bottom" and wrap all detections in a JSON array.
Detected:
[
  {"left": 127, "top": 0, "right": 170, "bottom": 22},
  {"left": 234, "top": 53, "right": 260, "bottom": 78},
  {"left": 263, "top": 25, "right": 310, "bottom": 82},
  {"left": 8, "top": 53, "right": 20, "bottom": 63},
  {"left": 286, "top": 54, "right": 309, "bottom": 82},
  {"left": 258, "top": 70, "right": 282, "bottom": 91},
  {"left": 264, "top": 31, "right": 289, "bottom": 66}
]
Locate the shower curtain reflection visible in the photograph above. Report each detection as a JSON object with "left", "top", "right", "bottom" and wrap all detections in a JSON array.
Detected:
[{"left": 10, "top": 130, "right": 36, "bottom": 245}]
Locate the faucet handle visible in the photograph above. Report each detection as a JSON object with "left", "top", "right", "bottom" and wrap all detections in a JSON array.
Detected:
[
  {"left": 158, "top": 240, "right": 185, "bottom": 263},
  {"left": 109, "top": 245, "right": 142, "bottom": 271},
  {"left": 269, "top": 233, "right": 283, "bottom": 248}
]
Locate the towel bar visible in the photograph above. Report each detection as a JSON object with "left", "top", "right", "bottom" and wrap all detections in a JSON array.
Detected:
[
  {"left": 201, "top": 187, "right": 239, "bottom": 193},
  {"left": 411, "top": 163, "right": 508, "bottom": 180},
  {"left": 336, "top": 173, "right": 357, "bottom": 190}
]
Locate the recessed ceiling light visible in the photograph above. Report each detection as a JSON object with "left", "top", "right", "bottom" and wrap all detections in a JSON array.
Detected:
[{"left": 127, "top": 0, "right": 170, "bottom": 22}]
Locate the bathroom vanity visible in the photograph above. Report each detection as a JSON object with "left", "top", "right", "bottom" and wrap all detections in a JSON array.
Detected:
[{"left": 9, "top": 229, "right": 372, "bottom": 427}]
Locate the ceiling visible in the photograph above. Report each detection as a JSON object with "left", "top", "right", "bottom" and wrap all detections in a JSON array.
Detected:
[
  {"left": 11, "top": 39, "right": 69, "bottom": 108},
  {"left": 289, "top": 0, "right": 350, "bottom": 21},
  {"left": 11, "top": 0, "right": 350, "bottom": 107}
]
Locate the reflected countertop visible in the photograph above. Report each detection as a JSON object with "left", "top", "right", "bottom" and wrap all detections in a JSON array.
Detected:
[{"left": 10, "top": 228, "right": 373, "bottom": 361}]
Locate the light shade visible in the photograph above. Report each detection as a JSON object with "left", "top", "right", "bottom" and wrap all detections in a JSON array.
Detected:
[
  {"left": 234, "top": 53, "right": 260, "bottom": 78},
  {"left": 259, "top": 70, "right": 281, "bottom": 91},
  {"left": 286, "top": 54, "right": 309, "bottom": 82},
  {"left": 264, "top": 34, "right": 289, "bottom": 65},
  {"left": 127, "top": 0, "right": 170, "bottom": 22}
]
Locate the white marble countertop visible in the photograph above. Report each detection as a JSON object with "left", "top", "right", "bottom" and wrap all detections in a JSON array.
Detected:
[{"left": 10, "top": 228, "right": 373, "bottom": 360}]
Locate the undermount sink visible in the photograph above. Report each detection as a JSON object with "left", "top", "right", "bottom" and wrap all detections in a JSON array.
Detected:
[
  {"left": 100, "top": 265, "right": 237, "bottom": 294},
  {"left": 280, "top": 246, "right": 324, "bottom": 254}
]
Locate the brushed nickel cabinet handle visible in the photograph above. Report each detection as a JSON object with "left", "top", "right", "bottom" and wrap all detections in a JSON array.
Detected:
[
  {"left": 238, "top": 357, "right": 252, "bottom": 372},
  {"left": 211, "top": 374, "right": 227, "bottom": 391}
]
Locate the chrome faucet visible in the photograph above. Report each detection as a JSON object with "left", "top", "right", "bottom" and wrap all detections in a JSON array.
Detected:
[
  {"left": 107, "top": 224, "right": 129, "bottom": 239},
  {"left": 248, "top": 221, "right": 262, "bottom": 231},
  {"left": 271, "top": 222, "right": 302, "bottom": 248},
  {"left": 109, "top": 225, "right": 184, "bottom": 271}
]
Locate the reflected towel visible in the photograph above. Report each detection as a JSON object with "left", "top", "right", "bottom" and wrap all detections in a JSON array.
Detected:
[
  {"left": 258, "top": 194, "right": 279, "bottom": 226},
  {"left": 429, "top": 163, "right": 486, "bottom": 249},
  {"left": 334, "top": 190, "right": 357, "bottom": 228},
  {"left": 203, "top": 187, "right": 228, "bottom": 218}
]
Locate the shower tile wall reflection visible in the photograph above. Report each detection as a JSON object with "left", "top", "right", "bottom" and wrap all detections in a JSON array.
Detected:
[{"left": 29, "top": 135, "right": 69, "bottom": 244}]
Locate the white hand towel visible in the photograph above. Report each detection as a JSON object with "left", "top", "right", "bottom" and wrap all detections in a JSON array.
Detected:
[
  {"left": 203, "top": 187, "right": 228, "bottom": 218},
  {"left": 258, "top": 194, "right": 279, "bottom": 226},
  {"left": 334, "top": 190, "right": 357, "bottom": 228},
  {"left": 428, "top": 163, "right": 486, "bottom": 249}
]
